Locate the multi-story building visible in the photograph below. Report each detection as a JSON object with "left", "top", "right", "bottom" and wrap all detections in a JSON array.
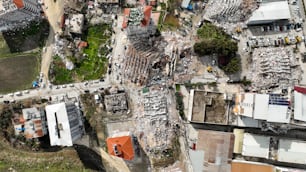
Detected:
[{"left": 0, "top": 0, "right": 41, "bottom": 31}]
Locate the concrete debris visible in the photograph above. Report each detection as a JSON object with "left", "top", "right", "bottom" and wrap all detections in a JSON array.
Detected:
[
  {"left": 104, "top": 93, "right": 128, "bottom": 113},
  {"left": 204, "top": 0, "right": 257, "bottom": 23},
  {"left": 248, "top": 47, "right": 301, "bottom": 91},
  {"left": 136, "top": 90, "right": 175, "bottom": 158}
]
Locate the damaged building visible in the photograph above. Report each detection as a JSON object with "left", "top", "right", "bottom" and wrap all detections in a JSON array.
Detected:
[
  {"left": 0, "top": 0, "right": 42, "bottom": 31},
  {"left": 104, "top": 92, "right": 128, "bottom": 113}
]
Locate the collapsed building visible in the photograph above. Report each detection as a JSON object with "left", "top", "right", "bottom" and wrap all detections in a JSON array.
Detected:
[
  {"left": 0, "top": 0, "right": 42, "bottom": 31},
  {"left": 248, "top": 47, "right": 301, "bottom": 91},
  {"left": 136, "top": 90, "right": 175, "bottom": 158},
  {"left": 204, "top": 0, "right": 256, "bottom": 23},
  {"left": 122, "top": 6, "right": 156, "bottom": 38},
  {"left": 104, "top": 92, "right": 128, "bottom": 113}
]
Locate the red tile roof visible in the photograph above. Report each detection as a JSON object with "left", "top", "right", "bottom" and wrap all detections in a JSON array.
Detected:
[
  {"left": 107, "top": 136, "right": 134, "bottom": 160},
  {"left": 78, "top": 41, "right": 88, "bottom": 48},
  {"left": 13, "top": 0, "right": 24, "bottom": 9}
]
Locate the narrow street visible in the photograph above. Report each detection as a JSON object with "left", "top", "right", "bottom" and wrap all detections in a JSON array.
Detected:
[{"left": 40, "top": 0, "right": 65, "bottom": 84}]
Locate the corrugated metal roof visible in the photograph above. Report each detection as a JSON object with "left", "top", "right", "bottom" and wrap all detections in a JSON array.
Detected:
[
  {"left": 242, "top": 133, "right": 270, "bottom": 159},
  {"left": 46, "top": 103, "right": 83, "bottom": 146},
  {"left": 278, "top": 139, "right": 306, "bottom": 164},
  {"left": 294, "top": 91, "right": 306, "bottom": 122},
  {"left": 267, "top": 104, "right": 290, "bottom": 123},
  {"left": 254, "top": 94, "right": 269, "bottom": 120},
  {"left": 248, "top": 1, "right": 291, "bottom": 25}
]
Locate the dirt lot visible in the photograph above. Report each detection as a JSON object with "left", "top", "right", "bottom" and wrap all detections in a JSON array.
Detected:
[
  {"left": 205, "top": 92, "right": 227, "bottom": 124},
  {"left": 0, "top": 54, "right": 39, "bottom": 93},
  {"left": 191, "top": 91, "right": 228, "bottom": 124}
]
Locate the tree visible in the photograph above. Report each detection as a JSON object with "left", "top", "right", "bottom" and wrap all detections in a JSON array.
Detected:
[{"left": 222, "top": 57, "right": 241, "bottom": 74}]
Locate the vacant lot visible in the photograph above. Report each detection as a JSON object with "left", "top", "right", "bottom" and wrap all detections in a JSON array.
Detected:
[{"left": 0, "top": 54, "right": 39, "bottom": 93}]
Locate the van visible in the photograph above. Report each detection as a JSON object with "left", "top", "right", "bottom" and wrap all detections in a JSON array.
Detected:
[{"left": 15, "top": 92, "right": 22, "bottom": 96}]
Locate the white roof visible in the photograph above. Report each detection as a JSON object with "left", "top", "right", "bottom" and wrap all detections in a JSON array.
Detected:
[
  {"left": 294, "top": 91, "right": 306, "bottom": 122},
  {"left": 278, "top": 139, "right": 306, "bottom": 164},
  {"left": 242, "top": 133, "right": 270, "bottom": 159},
  {"left": 181, "top": 0, "right": 191, "bottom": 8},
  {"left": 254, "top": 94, "right": 269, "bottom": 120},
  {"left": 248, "top": 1, "right": 291, "bottom": 24},
  {"left": 236, "top": 93, "right": 254, "bottom": 117},
  {"left": 45, "top": 103, "right": 73, "bottom": 146},
  {"left": 267, "top": 104, "right": 290, "bottom": 123},
  {"left": 237, "top": 116, "right": 259, "bottom": 128}
]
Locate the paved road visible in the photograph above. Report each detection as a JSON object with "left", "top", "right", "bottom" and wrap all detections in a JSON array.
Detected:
[{"left": 0, "top": 79, "right": 110, "bottom": 102}]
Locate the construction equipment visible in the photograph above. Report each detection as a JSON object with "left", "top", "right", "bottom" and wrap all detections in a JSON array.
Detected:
[{"left": 207, "top": 66, "right": 213, "bottom": 73}]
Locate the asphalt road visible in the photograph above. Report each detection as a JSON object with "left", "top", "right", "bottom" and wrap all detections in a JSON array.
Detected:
[{"left": 0, "top": 79, "right": 111, "bottom": 102}]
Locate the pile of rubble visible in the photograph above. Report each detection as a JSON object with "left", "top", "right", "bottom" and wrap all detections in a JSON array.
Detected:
[
  {"left": 104, "top": 93, "right": 128, "bottom": 113},
  {"left": 204, "top": 0, "right": 257, "bottom": 23},
  {"left": 136, "top": 90, "right": 174, "bottom": 158},
  {"left": 248, "top": 47, "right": 301, "bottom": 91}
]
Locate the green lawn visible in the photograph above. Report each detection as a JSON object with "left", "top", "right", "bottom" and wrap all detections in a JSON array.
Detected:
[
  {"left": 50, "top": 24, "right": 111, "bottom": 84},
  {"left": 0, "top": 53, "right": 39, "bottom": 93}
]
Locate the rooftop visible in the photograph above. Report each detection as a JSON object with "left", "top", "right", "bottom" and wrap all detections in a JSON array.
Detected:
[
  {"left": 294, "top": 86, "right": 306, "bottom": 122},
  {"left": 14, "top": 107, "right": 47, "bottom": 139},
  {"left": 248, "top": 1, "right": 291, "bottom": 25},
  {"left": 231, "top": 160, "right": 274, "bottom": 172},
  {"left": 196, "top": 130, "right": 234, "bottom": 172},
  {"left": 278, "top": 139, "right": 306, "bottom": 164},
  {"left": 106, "top": 135, "right": 134, "bottom": 160},
  {"left": 242, "top": 133, "right": 270, "bottom": 159},
  {"left": 45, "top": 102, "right": 84, "bottom": 146}
]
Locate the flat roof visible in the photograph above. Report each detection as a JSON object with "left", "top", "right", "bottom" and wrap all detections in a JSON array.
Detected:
[
  {"left": 278, "top": 139, "right": 306, "bottom": 164},
  {"left": 46, "top": 103, "right": 73, "bottom": 146},
  {"left": 233, "top": 93, "right": 254, "bottom": 118},
  {"left": 267, "top": 104, "right": 290, "bottom": 123},
  {"left": 242, "top": 133, "right": 270, "bottom": 159},
  {"left": 294, "top": 91, "right": 306, "bottom": 122},
  {"left": 253, "top": 94, "right": 269, "bottom": 120},
  {"left": 233, "top": 129, "right": 244, "bottom": 154},
  {"left": 232, "top": 160, "right": 274, "bottom": 172},
  {"left": 189, "top": 150, "right": 204, "bottom": 172},
  {"left": 248, "top": 1, "right": 291, "bottom": 25},
  {"left": 181, "top": 0, "right": 190, "bottom": 8},
  {"left": 237, "top": 116, "right": 260, "bottom": 128},
  {"left": 197, "top": 130, "right": 234, "bottom": 166}
]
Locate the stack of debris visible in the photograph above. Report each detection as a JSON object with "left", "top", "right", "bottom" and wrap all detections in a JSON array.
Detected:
[
  {"left": 249, "top": 47, "right": 301, "bottom": 91},
  {"left": 136, "top": 91, "right": 174, "bottom": 158}
]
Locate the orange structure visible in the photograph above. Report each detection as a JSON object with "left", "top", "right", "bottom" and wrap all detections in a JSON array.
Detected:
[
  {"left": 13, "top": 0, "right": 24, "bottom": 9},
  {"left": 106, "top": 136, "right": 134, "bottom": 160},
  {"left": 231, "top": 161, "right": 274, "bottom": 172}
]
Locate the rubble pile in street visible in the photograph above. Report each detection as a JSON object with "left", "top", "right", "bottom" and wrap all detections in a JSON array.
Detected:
[{"left": 249, "top": 47, "right": 301, "bottom": 91}]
